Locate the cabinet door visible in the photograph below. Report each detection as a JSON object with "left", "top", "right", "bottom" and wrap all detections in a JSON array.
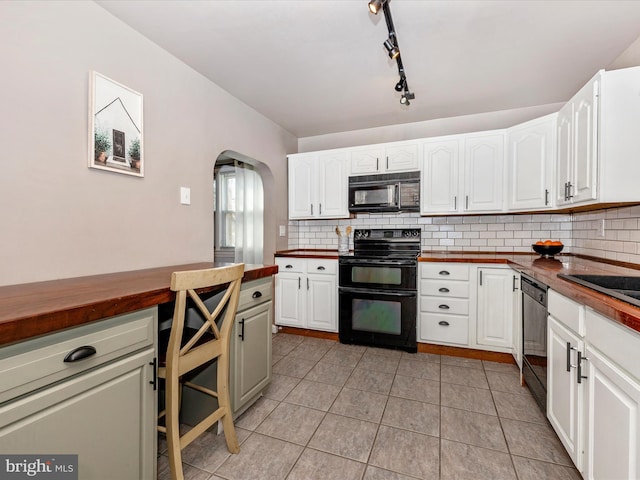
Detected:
[
  {"left": 288, "top": 154, "right": 316, "bottom": 218},
  {"left": 464, "top": 133, "right": 505, "bottom": 212},
  {"left": 583, "top": 345, "right": 640, "bottom": 480},
  {"left": 317, "top": 151, "right": 349, "bottom": 218},
  {"left": 556, "top": 104, "right": 573, "bottom": 205},
  {"left": 571, "top": 77, "right": 599, "bottom": 204},
  {"left": 385, "top": 143, "right": 419, "bottom": 172},
  {"left": 421, "top": 140, "right": 460, "bottom": 214},
  {"left": 0, "top": 349, "right": 156, "bottom": 480},
  {"left": 306, "top": 273, "right": 337, "bottom": 332},
  {"left": 275, "top": 273, "right": 305, "bottom": 328},
  {"left": 476, "top": 268, "right": 514, "bottom": 349},
  {"left": 233, "top": 302, "right": 272, "bottom": 412},
  {"left": 512, "top": 272, "right": 522, "bottom": 368},
  {"left": 508, "top": 115, "right": 555, "bottom": 210},
  {"left": 547, "top": 316, "right": 584, "bottom": 469},
  {"left": 350, "top": 148, "right": 384, "bottom": 175}
]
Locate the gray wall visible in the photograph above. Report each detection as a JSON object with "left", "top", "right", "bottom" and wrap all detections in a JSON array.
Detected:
[{"left": 0, "top": 1, "right": 296, "bottom": 286}]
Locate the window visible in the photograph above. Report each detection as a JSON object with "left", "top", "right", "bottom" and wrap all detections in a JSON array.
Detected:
[{"left": 217, "top": 168, "right": 236, "bottom": 248}]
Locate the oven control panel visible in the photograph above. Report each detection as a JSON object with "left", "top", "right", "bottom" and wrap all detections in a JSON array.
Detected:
[{"left": 353, "top": 229, "right": 421, "bottom": 240}]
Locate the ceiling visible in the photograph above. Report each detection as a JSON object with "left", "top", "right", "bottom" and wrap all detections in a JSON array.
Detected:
[{"left": 96, "top": 0, "right": 640, "bottom": 138}]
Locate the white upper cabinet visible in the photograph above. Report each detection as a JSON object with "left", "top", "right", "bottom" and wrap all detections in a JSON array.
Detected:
[
  {"left": 421, "top": 139, "right": 460, "bottom": 214},
  {"left": 463, "top": 132, "right": 505, "bottom": 213},
  {"left": 350, "top": 142, "right": 419, "bottom": 175},
  {"left": 507, "top": 113, "right": 556, "bottom": 211},
  {"left": 557, "top": 66, "right": 640, "bottom": 206},
  {"left": 288, "top": 151, "right": 349, "bottom": 219}
]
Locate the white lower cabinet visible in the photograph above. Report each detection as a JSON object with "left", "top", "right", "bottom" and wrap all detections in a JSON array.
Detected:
[
  {"left": 547, "top": 290, "right": 640, "bottom": 478},
  {"left": 476, "top": 267, "right": 517, "bottom": 351},
  {"left": 0, "top": 308, "right": 157, "bottom": 480},
  {"left": 275, "top": 257, "right": 337, "bottom": 332}
]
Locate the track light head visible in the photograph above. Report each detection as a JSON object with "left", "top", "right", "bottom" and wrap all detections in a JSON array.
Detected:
[
  {"left": 395, "top": 76, "right": 406, "bottom": 92},
  {"left": 383, "top": 38, "right": 400, "bottom": 59},
  {"left": 368, "top": 0, "right": 385, "bottom": 15},
  {"left": 400, "top": 90, "right": 415, "bottom": 105}
]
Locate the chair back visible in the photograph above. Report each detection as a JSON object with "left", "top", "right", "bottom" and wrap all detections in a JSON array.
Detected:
[{"left": 165, "top": 264, "right": 244, "bottom": 377}]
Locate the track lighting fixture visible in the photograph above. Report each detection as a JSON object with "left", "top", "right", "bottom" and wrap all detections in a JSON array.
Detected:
[
  {"left": 368, "top": 0, "right": 386, "bottom": 15},
  {"left": 367, "top": 0, "right": 415, "bottom": 106},
  {"left": 383, "top": 38, "right": 400, "bottom": 59}
]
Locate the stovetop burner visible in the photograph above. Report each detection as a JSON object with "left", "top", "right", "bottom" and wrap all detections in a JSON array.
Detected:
[{"left": 351, "top": 228, "right": 421, "bottom": 259}]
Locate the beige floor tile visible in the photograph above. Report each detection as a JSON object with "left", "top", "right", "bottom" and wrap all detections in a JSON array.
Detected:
[
  {"left": 396, "top": 357, "right": 440, "bottom": 381},
  {"left": 157, "top": 455, "right": 211, "bottom": 480},
  {"left": 441, "top": 355, "right": 484, "bottom": 369},
  {"left": 365, "top": 346, "right": 403, "bottom": 358},
  {"left": 511, "top": 455, "right": 582, "bottom": 480},
  {"left": 286, "top": 343, "right": 332, "bottom": 362},
  {"left": 493, "top": 390, "right": 547, "bottom": 424},
  {"left": 215, "top": 433, "right": 303, "bottom": 480},
  {"left": 234, "top": 397, "right": 279, "bottom": 431},
  {"left": 357, "top": 351, "right": 401, "bottom": 374},
  {"left": 272, "top": 356, "right": 317, "bottom": 378},
  {"left": 304, "top": 360, "right": 354, "bottom": 387},
  {"left": 441, "top": 406, "right": 508, "bottom": 452},
  {"left": 381, "top": 396, "right": 440, "bottom": 437},
  {"left": 401, "top": 351, "right": 441, "bottom": 363},
  {"left": 322, "top": 347, "right": 364, "bottom": 368},
  {"left": 308, "top": 413, "right": 379, "bottom": 462},
  {"left": 283, "top": 379, "right": 341, "bottom": 411},
  {"left": 482, "top": 360, "right": 520, "bottom": 373},
  {"left": 363, "top": 465, "right": 418, "bottom": 480},
  {"left": 501, "top": 418, "right": 574, "bottom": 466},
  {"left": 441, "top": 382, "right": 497, "bottom": 415},
  {"left": 390, "top": 374, "right": 440, "bottom": 405},
  {"left": 441, "top": 439, "right": 517, "bottom": 480},
  {"left": 441, "top": 363, "right": 489, "bottom": 389},
  {"left": 179, "top": 427, "right": 251, "bottom": 473},
  {"left": 486, "top": 370, "right": 531, "bottom": 395},
  {"left": 329, "top": 387, "right": 388, "bottom": 423},
  {"left": 271, "top": 353, "right": 284, "bottom": 366},
  {"left": 287, "top": 448, "right": 366, "bottom": 480},
  {"left": 345, "top": 367, "right": 395, "bottom": 394},
  {"left": 263, "top": 373, "right": 301, "bottom": 401},
  {"left": 368, "top": 425, "right": 439, "bottom": 479},
  {"left": 256, "top": 402, "right": 326, "bottom": 445}
]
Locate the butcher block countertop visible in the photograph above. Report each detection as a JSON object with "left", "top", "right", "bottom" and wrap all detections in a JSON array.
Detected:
[
  {"left": 276, "top": 249, "right": 640, "bottom": 334},
  {"left": 0, "top": 263, "right": 278, "bottom": 347}
]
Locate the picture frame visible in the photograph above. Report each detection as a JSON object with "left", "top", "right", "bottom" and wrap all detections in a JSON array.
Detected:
[{"left": 88, "top": 71, "right": 143, "bottom": 177}]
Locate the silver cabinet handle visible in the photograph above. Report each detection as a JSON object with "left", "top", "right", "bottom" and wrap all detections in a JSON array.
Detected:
[
  {"left": 567, "top": 182, "right": 574, "bottom": 199},
  {"left": 386, "top": 156, "right": 389, "bottom": 170},
  {"left": 479, "top": 271, "right": 483, "bottom": 286},
  {"left": 454, "top": 196, "right": 457, "bottom": 210},
  {"left": 512, "top": 275, "right": 517, "bottom": 292},
  {"left": 545, "top": 189, "right": 549, "bottom": 206},
  {"left": 438, "top": 321, "right": 450, "bottom": 326},
  {"left": 577, "top": 351, "right": 588, "bottom": 384},
  {"left": 319, "top": 203, "right": 322, "bottom": 215},
  {"left": 438, "top": 287, "right": 450, "bottom": 293},
  {"left": 465, "top": 195, "right": 469, "bottom": 210},
  {"left": 307, "top": 278, "right": 310, "bottom": 290},
  {"left": 298, "top": 277, "right": 301, "bottom": 289}
]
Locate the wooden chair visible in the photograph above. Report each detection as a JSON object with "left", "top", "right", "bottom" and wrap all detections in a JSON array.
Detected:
[{"left": 157, "top": 263, "right": 244, "bottom": 480}]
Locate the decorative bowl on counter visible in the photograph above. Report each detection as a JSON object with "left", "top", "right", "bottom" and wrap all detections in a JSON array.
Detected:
[{"left": 532, "top": 242, "right": 564, "bottom": 258}]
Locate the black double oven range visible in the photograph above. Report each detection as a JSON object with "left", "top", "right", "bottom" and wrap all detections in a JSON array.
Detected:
[{"left": 338, "top": 228, "right": 421, "bottom": 353}]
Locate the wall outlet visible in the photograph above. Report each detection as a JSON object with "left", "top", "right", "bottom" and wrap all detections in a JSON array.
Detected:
[
  {"left": 597, "top": 218, "right": 605, "bottom": 237},
  {"left": 279, "top": 225, "right": 286, "bottom": 237},
  {"left": 180, "top": 187, "right": 191, "bottom": 205}
]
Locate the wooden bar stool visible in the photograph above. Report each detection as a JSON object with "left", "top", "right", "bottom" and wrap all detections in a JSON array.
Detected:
[{"left": 157, "top": 263, "right": 244, "bottom": 480}]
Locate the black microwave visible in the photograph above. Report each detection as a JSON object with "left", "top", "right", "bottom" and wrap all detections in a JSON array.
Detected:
[{"left": 348, "top": 171, "right": 420, "bottom": 213}]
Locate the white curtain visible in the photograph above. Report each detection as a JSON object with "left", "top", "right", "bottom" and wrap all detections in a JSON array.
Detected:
[{"left": 234, "top": 161, "right": 264, "bottom": 264}]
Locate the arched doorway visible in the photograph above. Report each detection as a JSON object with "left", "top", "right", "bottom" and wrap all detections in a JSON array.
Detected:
[{"left": 214, "top": 151, "right": 265, "bottom": 264}]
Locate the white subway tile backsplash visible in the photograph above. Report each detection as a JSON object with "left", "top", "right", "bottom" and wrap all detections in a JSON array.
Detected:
[{"left": 285, "top": 205, "right": 640, "bottom": 258}]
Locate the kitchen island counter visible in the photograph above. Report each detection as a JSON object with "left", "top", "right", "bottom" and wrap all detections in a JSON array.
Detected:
[{"left": 0, "top": 262, "right": 277, "bottom": 346}]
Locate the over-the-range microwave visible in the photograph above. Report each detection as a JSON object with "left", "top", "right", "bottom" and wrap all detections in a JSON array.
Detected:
[{"left": 348, "top": 171, "right": 420, "bottom": 213}]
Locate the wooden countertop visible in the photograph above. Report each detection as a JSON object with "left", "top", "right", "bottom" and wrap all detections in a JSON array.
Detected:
[
  {"left": 275, "top": 249, "right": 640, "bottom": 334},
  {"left": 0, "top": 263, "right": 278, "bottom": 347}
]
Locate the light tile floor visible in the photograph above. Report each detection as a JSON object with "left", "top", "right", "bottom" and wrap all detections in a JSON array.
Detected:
[{"left": 157, "top": 333, "right": 581, "bottom": 480}]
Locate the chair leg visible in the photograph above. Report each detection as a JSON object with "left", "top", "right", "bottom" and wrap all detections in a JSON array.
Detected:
[
  {"left": 217, "top": 358, "right": 240, "bottom": 454},
  {"left": 166, "top": 374, "right": 184, "bottom": 480}
]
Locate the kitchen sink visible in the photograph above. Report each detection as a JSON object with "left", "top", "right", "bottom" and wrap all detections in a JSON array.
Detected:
[{"left": 558, "top": 274, "right": 640, "bottom": 308}]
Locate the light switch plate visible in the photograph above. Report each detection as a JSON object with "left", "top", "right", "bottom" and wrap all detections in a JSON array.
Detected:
[
  {"left": 180, "top": 187, "right": 191, "bottom": 205},
  {"left": 279, "top": 225, "right": 286, "bottom": 237}
]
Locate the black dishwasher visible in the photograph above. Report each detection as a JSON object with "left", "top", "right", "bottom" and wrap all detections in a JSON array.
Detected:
[{"left": 521, "top": 273, "right": 548, "bottom": 413}]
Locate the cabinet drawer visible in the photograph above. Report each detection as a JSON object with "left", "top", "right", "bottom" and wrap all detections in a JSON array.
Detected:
[
  {"left": 420, "top": 313, "right": 469, "bottom": 345},
  {"left": 548, "top": 289, "right": 584, "bottom": 336},
  {"left": 420, "top": 279, "right": 470, "bottom": 298},
  {"left": 421, "top": 297, "right": 469, "bottom": 315},
  {"left": 275, "top": 257, "right": 306, "bottom": 273},
  {"left": 238, "top": 278, "right": 273, "bottom": 312},
  {"left": 306, "top": 259, "right": 337, "bottom": 275},
  {"left": 0, "top": 307, "right": 156, "bottom": 404},
  {"left": 421, "top": 264, "right": 469, "bottom": 281}
]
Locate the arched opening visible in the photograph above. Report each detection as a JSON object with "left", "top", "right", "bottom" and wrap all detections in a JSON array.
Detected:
[{"left": 213, "top": 151, "right": 267, "bottom": 264}]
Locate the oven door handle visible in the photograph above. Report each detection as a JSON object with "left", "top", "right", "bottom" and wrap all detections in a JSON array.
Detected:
[
  {"left": 339, "top": 258, "right": 416, "bottom": 266},
  {"left": 338, "top": 287, "right": 416, "bottom": 297}
]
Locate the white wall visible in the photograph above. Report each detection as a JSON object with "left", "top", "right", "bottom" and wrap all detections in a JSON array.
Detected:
[{"left": 0, "top": 1, "right": 296, "bottom": 286}]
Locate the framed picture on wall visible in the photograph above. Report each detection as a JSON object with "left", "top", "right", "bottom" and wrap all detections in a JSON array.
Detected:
[{"left": 88, "top": 71, "right": 143, "bottom": 177}]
